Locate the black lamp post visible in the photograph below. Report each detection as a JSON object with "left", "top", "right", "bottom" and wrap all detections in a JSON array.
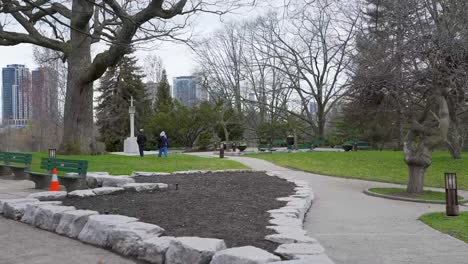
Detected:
[{"left": 445, "top": 173, "right": 459, "bottom": 216}]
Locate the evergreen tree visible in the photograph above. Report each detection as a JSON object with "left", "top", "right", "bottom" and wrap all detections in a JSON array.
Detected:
[
  {"left": 154, "top": 70, "right": 173, "bottom": 112},
  {"left": 96, "top": 52, "right": 151, "bottom": 152}
]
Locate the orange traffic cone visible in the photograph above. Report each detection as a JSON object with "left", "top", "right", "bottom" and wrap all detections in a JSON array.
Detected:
[{"left": 49, "top": 168, "right": 60, "bottom": 191}]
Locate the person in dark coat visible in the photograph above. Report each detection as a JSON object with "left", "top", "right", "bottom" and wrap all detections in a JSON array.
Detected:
[
  {"left": 136, "top": 129, "right": 147, "bottom": 157},
  {"left": 158, "top": 131, "right": 169, "bottom": 158}
]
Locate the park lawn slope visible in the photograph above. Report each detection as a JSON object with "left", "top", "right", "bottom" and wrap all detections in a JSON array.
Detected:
[
  {"left": 420, "top": 212, "right": 468, "bottom": 243},
  {"left": 31, "top": 153, "right": 247, "bottom": 175},
  {"left": 248, "top": 151, "right": 468, "bottom": 190}
]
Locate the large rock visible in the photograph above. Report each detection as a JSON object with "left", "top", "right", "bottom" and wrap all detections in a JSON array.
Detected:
[
  {"left": 274, "top": 243, "right": 325, "bottom": 260},
  {"left": 138, "top": 236, "right": 176, "bottom": 264},
  {"left": 0, "top": 198, "right": 38, "bottom": 214},
  {"left": 269, "top": 216, "right": 303, "bottom": 227},
  {"left": 210, "top": 246, "right": 281, "bottom": 264},
  {"left": 100, "top": 175, "right": 135, "bottom": 187},
  {"left": 122, "top": 183, "right": 161, "bottom": 192},
  {"left": 33, "top": 205, "right": 76, "bottom": 231},
  {"left": 2, "top": 199, "right": 40, "bottom": 220},
  {"left": 266, "top": 226, "right": 307, "bottom": 236},
  {"left": 109, "top": 221, "right": 165, "bottom": 256},
  {"left": 21, "top": 201, "right": 63, "bottom": 225},
  {"left": 165, "top": 237, "right": 227, "bottom": 264},
  {"left": 265, "top": 233, "right": 317, "bottom": 244},
  {"left": 268, "top": 254, "right": 334, "bottom": 264},
  {"left": 68, "top": 189, "right": 96, "bottom": 198},
  {"left": 133, "top": 171, "right": 171, "bottom": 177},
  {"left": 55, "top": 209, "right": 99, "bottom": 238},
  {"left": 78, "top": 214, "right": 138, "bottom": 247},
  {"left": 27, "top": 191, "right": 67, "bottom": 201},
  {"left": 92, "top": 187, "right": 124, "bottom": 196}
]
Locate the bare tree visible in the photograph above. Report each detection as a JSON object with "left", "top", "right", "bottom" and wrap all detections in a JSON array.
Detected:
[
  {"left": 0, "top": 0, "right": 252, "bottom": 154},
  {"left": 254, "top": 1, "right": 360, "bottom": 138}
]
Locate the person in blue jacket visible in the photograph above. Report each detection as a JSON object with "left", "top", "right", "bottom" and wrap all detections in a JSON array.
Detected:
[{"left": 158, "top": 131, "right": 169, "bottom": 158}]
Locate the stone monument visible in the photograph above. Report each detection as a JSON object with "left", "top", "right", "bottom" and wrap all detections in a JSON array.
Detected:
[{"left": 123, "top": 97, "right": 139, "bottom": 154}]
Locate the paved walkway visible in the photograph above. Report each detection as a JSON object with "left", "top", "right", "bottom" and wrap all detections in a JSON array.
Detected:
[
  {"left": 0, "top": 178, "right": 136, "bottom": 264},
  {"left": 190, "top": 153, "right": 468, "bottom": 264}
]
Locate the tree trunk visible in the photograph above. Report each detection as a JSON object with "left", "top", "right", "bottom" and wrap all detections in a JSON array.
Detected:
[
  {"left": 446, "top": 122, "right": 463, "bottom": 159},
  {"left": 59, "top": 1, "right": 95, "bottom": 154},
  {"left": 407, "top": 166, "right": 426, "bottom": 194},
  {"left": 404, "top": 130, "right": 432, "bottom": 195}
]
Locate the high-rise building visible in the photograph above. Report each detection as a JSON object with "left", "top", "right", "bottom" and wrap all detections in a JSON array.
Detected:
[
  {"left": 2, "top": 64, "right": 31, "bottom": 126},
  {"left": 31, "top": 67, "right": 59, "bottom": 123},
  {"left": 172, "top": 76, "right": 208, "bottom": 106}
]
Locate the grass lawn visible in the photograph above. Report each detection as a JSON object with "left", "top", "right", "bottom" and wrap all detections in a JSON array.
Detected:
[
  {"left": 369, "top": 187, "right": 464, "bottom": 201},
  {"left": 30, "top": 152, "right": 247, "bottom": 175},
  {"left": 420, "top": 212, "right": 468, "bottom": 243},
  {"left": 247, "top": 151, "right": 468, "bottom": 190}
]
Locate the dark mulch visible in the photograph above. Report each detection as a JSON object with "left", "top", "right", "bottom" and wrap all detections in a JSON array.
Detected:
[{"left": 62, "top": 171, "right": 295, "bottom": 252}]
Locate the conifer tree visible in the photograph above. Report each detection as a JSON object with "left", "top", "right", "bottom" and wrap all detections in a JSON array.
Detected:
[
  {"left": 96, "top": 52, "right": 151, "bottom": 152},
  {"left": 154, "top": 70, "right": 173, "bottom": 112}
]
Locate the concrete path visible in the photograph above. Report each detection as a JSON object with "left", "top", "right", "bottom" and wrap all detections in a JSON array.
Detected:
[
  {"left": 190, "top": 153, "right": 468, "bottom": 264},
  {"left": 0, "top": 178, "right": 136, "bottom": 264}
]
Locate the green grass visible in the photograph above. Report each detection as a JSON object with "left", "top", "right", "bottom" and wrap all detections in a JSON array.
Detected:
[
  {"left": 247, "top": 151, "right": 468, "bottom": 190},
  {"left": 30, "top": 152, "right": 247, "bottom": 175},
  {"left": 369, "top": 187, "right": 464, "bottom": 201},
  {"left": 420, "top": 212, "right": 468, "bottom": 243}
]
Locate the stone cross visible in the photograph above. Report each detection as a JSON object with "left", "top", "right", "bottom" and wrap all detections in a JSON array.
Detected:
[{"left": 129, "top": 96, "right": 136, "bottom": 138}]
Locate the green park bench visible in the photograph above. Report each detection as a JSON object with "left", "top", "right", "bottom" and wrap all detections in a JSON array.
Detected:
[
  {"left": 342, "top": 141, "right": 370, "bottom": 151},
  {"left": 287, "top": 143, "right": 312, "bottom": 150},
  {"left": 0, "top": 152, "right": 32, "bottom": 180},
  {"left": 28, "top": 158, "right": 88, "bottom": 191}
]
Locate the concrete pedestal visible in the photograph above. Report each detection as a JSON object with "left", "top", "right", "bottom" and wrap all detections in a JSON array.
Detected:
[{"left": 124, "top": 137, "right": 139, "bottom": 154}]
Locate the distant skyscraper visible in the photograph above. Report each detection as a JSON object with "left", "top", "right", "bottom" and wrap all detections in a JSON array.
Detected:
[
  {"left": 2, "top": 64, "right": 31, "bottom": 126},
  {"left": 31, "top": 67, "right": 59, "bottom": 123},
  {"left": 172, "top": 76, "right": 208, "bottom": 106},
  {"left": 309, "top": 101, "right": 317, "bottom": 115}
]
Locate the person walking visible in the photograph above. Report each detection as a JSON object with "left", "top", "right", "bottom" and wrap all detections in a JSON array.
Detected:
[
  {"left": 158, "top": 131, "right": 169, "bottom": 158},
  {"left": 137, "top": 129, "right": 147, "bottom": 157}
]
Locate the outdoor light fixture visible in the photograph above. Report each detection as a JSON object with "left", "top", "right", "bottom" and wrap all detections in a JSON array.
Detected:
[
  {"left": 48, "top": 149, "right": 56, "bottom": 159},
  {"left": 219, "top": 144, "right": 224, "bottom": 158},
  {"left": 445, "top": 173, "right": 459, "bottom": 216}
]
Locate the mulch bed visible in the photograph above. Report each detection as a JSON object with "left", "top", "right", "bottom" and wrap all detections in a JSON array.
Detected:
[{"left": 62, "top": 171, "right": 295, "bottom": 252}]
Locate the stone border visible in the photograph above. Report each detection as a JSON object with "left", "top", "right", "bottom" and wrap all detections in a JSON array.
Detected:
[
  {"left": 363, "top": 188, "right": 468, "bottom": 204},
  {"left": 131, "top": 169, "right": 264, "bottom": 177},
  {"left": 265, "top": 172, "right": 335, "bottom": 264},
  {"left": 1, "top": 169, "right": 309, "bottom": 264}
]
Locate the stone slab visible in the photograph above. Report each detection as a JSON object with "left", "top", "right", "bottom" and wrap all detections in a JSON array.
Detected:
[
  {"left": 92, "top": 187, "right": 125, "bottom": 196},
  {"left": 265, "top": 233, "right": 317, "bottom": 244},
  {"left": 68, "top": 189, "right": 96, "bottom": 198},
  {"left": 109, "top": 221, "right": 165, "bottom": 256},
  {"left": 138, "top": 236, "right": 176, "bottom": 264},
  {"left": 20, "top": 201, "right": 63, "bottom": 225},
  {"left": 78, "top": 214, "right": 138, "bottom": 247},
  {"left": 274, "top": 243, "right": 325, "bottom": 260},
  {"left": 55, "top": 209, "right": 99, "bottom": 238},
  {"left": 2, "top": 199, "right": 40, "bottom": 220},
  {"left": 122, "top": 183, "right": 161, "bottom": 192},
  {"left": 211, "top": 246, "right": 281, "bottom": 264},
  {"left": 33, "top": 205, "right": 76, "bottom": 231},
  {"left": 0, "top": 198, "right": 38, "bottom": 214},
  {"left": 165, "top": 237, "right": 226, "bottom": 264},
  {"left": 27, "top": 191, "right": 67, "bottom": 201}
]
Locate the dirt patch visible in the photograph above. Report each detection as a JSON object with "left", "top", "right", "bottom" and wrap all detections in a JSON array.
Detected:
[{"left": 62, "top": 171, "right": 295, "bottom": 252}]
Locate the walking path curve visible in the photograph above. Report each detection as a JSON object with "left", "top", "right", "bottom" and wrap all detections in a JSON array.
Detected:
[{"left": 189, "top": 153, "right": 468, "bottom": 264}]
